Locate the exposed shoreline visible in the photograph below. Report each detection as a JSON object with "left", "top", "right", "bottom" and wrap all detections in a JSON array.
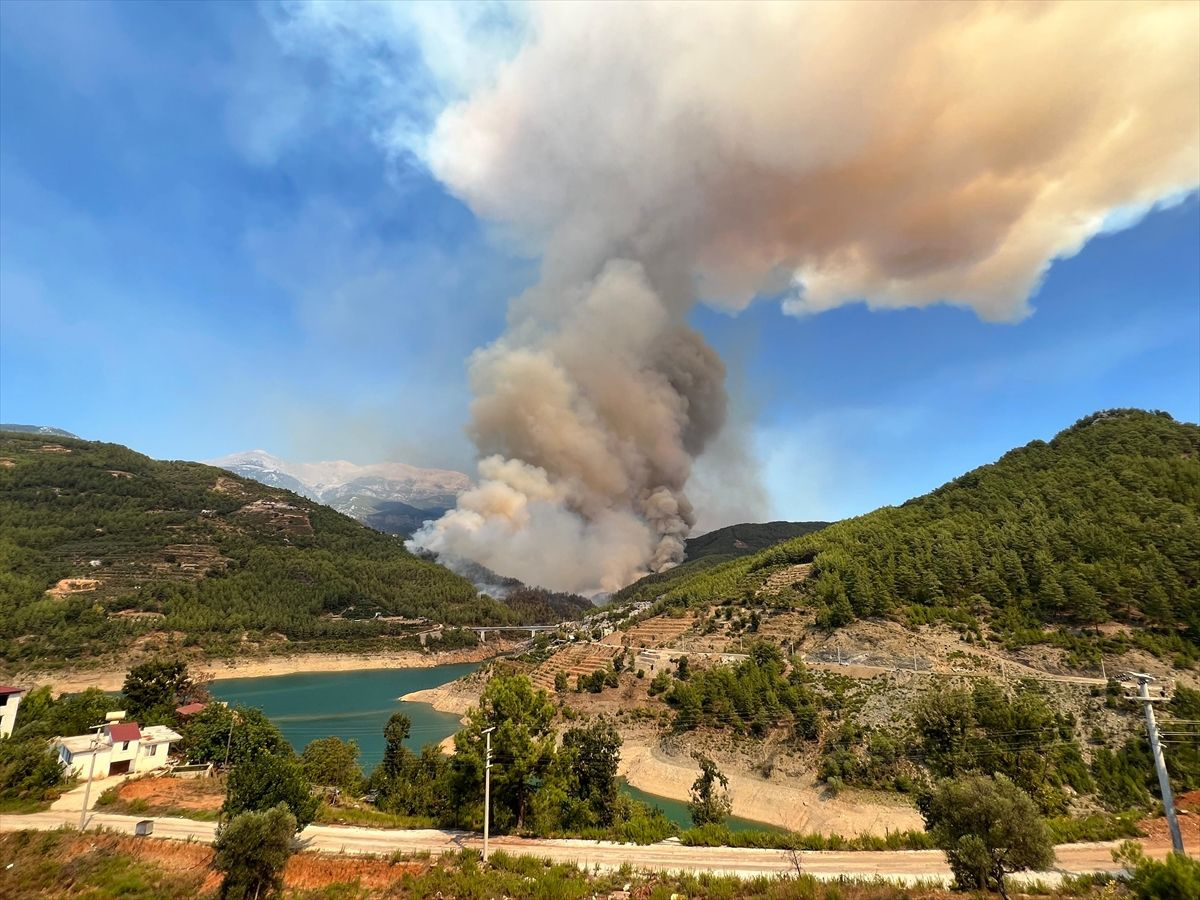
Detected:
[
  {"left": 18, "top": 645, "right": 502, "bottom": 695},
  {"left": 618, "top": 738, "right": 923, "bottom": 835},
  {"left": 399, "top": 682, "right": 481, "bottom": 717}
]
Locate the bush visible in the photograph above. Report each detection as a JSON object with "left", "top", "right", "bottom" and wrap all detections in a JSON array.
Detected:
[
  {"left": 213, "top": 804, "right": 296, "bottom": 899},
  {"left": 0, "top": 737, "right": 69, "bottom": 807},
  {"left": 224, "top": 752, "right": 318, "bottom": 830},
  {"left": 1047, "top": 811, "right": 1142, "bottom": 844},
  {"left": 1115, "top": 842, "right": 1200, "bottom": 899},
  {"left": 921, "top": 774, "right": 1053, "bottom": 898}
]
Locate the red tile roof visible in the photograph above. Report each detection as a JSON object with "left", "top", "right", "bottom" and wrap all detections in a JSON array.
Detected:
[
  {"left": 107, "top": 722, "right": 141, "bottom": 742},
  {"left": 0, "top": 685, "right": 23, "bottom": 695},
  {"left": 175, "top": 702, "right": 206, "bottom": 716}
]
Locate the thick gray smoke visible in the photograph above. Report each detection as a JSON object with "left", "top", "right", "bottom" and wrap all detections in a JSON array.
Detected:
[
  {"left": 282, "top": 1, "right": 1199, "bottom": 594},
  {"left": 415, "top": 259, "right": 728, "bottom": 592}
]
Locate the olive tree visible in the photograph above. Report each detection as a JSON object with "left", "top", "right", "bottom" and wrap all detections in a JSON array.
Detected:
[
  {"left": 213, "top": 803, "right": 296, "bottom": 899},
  {"left": 920, "top": 774, "right": 1053, "bottom": 899}
]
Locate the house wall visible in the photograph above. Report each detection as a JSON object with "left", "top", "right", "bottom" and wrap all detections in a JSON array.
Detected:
[
  {"left": 0, "top": 693, "right": 21, "bottom": 739},
  {"left": 59, "top": 746, "right": 113, "bottom": 779},
  {"left": 134, "top": 742, "right": 170, "bottom": 773},
  {"left": 107, "top": 737, "right": 139, "bottom": 768},
  {"left": 58, "top": 740, "right": 175, "bottom": 777}
]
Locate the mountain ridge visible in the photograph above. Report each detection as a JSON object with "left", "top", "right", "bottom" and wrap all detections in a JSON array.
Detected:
[
  {"left": 633, "top": 409, "right": 1199, "bottom": 660},
  {"left": 0, "top": 424, "right": 79, "bottom": 439},
  {"left": 0, "top": 433, "right": 557, "bottom": 670},
  {"left": 210, "top": 449, "right": 469, "bottom": 532}
]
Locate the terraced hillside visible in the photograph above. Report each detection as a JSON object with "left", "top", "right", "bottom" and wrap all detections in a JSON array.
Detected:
[
  {"left": 0, "top": 433, "right": 555, "bottom": 668},
  {"left": 527, "top": 642, "right": 625, "bottom": 692}
]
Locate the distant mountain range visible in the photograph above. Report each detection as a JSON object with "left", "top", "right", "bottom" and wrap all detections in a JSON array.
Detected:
[
  {"left": 209, "top": 450, "right": 469, "bottom": 534},
  {"left": 684, "top": 520, "right": 832, "bottom": 562},
  {"left": 0, "top": 424, "right": 79, "bottom": 439}
]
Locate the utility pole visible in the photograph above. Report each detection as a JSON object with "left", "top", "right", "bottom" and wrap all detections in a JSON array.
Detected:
[
  {"left": 223, "top": 712, "right": 237, "bottom": 768},
  {"left": 482, "top": 726, "right": 495, "bottom": 864},
  {"left": 1127, "top": 673, "right": 1184, "bottom": 854},
  {"left": 78, "top": 723, "right": 105, "bottom": 831}
]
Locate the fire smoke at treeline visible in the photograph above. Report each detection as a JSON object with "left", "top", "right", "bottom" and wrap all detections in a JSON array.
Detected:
[{"left": 294, "top": 2, "right": 1199, "bottom": 593}]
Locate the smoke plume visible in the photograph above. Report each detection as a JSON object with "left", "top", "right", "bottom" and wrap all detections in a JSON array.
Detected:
[{"left": 392, "top": 1, "right": 1199, "bottom": 593}]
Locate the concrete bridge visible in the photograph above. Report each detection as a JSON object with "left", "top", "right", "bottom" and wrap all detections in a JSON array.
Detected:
[{"left": 471, "top": 625, "right": 563, "bottom": 643}]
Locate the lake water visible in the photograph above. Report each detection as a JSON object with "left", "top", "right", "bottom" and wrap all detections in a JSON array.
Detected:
[
  {"left": 211, "top": 663, "right": 479, "bottom": 771},
  {"left": 211, "top": 665, "right": 776, "bottom": 831}
]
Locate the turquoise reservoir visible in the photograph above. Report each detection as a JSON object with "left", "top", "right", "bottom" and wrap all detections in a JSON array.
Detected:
[{"left": 210, "top": 663, "right": 478, "bottom": 770}]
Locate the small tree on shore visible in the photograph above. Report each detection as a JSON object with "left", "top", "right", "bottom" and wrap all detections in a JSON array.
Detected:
[
  {"left": 213, "top": 803, "right": 296, "bottom": 899},
  {"left": 688, "top": 752, "right": 731, "bottom": 827},
  {"left": 300, "top": 736, "right": 362, "bottom": 794},
  {"left": 224, "top": 752, "right": 318, "bottom": 830},
  {"left": 920, "top": 774, "right": 1053, "bottom": 899}
]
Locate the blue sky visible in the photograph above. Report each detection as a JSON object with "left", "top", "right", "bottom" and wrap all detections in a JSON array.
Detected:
[{"left": 1, "top": 1, "right": 1197, "bottom": 524}]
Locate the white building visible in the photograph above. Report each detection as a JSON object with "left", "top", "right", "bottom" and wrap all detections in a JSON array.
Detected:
[
  {"left": 55, "top": 721, "right": 181, "bottom": 778},
  {"left": 0, "top": 685, "right": 24, "bottom": 739}
]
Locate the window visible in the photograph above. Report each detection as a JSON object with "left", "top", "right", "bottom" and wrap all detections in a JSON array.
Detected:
[
  {"left": 63, "top": 749, "right": 73, "bottom": 764},
  {"left": 122, "top": 741, "right": 129, "bottom": 751},
  {"left": 147, "top": 744, "right": 157, "bottom": 756}
]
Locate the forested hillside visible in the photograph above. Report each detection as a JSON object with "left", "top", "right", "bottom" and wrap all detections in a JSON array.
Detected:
[
  {"left": 643, "top": 410, "right": 1200, "bottom": 660},
  {"left": 615, "top": 520, "right": 829, "bottom": 604},
  {"left": 0, "top": 433, "right": 553, "bottom": 667}
]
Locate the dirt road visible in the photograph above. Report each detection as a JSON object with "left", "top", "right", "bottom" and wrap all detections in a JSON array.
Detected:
[{"left": 0, "top": 809, "right": 1178, "bottom": 885}]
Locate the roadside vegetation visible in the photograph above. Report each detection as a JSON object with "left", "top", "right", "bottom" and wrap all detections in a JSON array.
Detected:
[{"left": 3, "top": 829, "right": 1196, "bottom": 900}]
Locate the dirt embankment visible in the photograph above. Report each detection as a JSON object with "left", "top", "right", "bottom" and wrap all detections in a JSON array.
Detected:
[
  {"left": 115, "top": 775, "right": 225, "bottom": 812},
  {"left": 26, "top": 643, "right": 508, "bottom": 695},
  {"left": 619, "top": 727, "right": 923, "bottom": 836},
  {"left": 401, "top": 670, "right": 488, "bottom": 716},
  {"left": 2, "top": 831, "right": 431, "bottom": 896}
]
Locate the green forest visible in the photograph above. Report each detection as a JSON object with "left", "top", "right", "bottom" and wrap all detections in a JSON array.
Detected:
[
  {"left": 615, "top": 520, "right": 829, "bottom": 604},
  {"left": 641, "top": 410, "right": 1200, "bottom": 661},
  {"left": 0, "top": 433, "right": 573, "bottom": 667}
]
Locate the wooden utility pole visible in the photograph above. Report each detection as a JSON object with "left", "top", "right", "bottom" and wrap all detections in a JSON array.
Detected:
[{"left": 1126, "top": 673, "right": 1184, "bottom": 854}]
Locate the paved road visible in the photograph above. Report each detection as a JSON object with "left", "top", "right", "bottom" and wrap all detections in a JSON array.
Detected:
[{"left": 0, "top": 809, "right": 1167, "bottom": 885}]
